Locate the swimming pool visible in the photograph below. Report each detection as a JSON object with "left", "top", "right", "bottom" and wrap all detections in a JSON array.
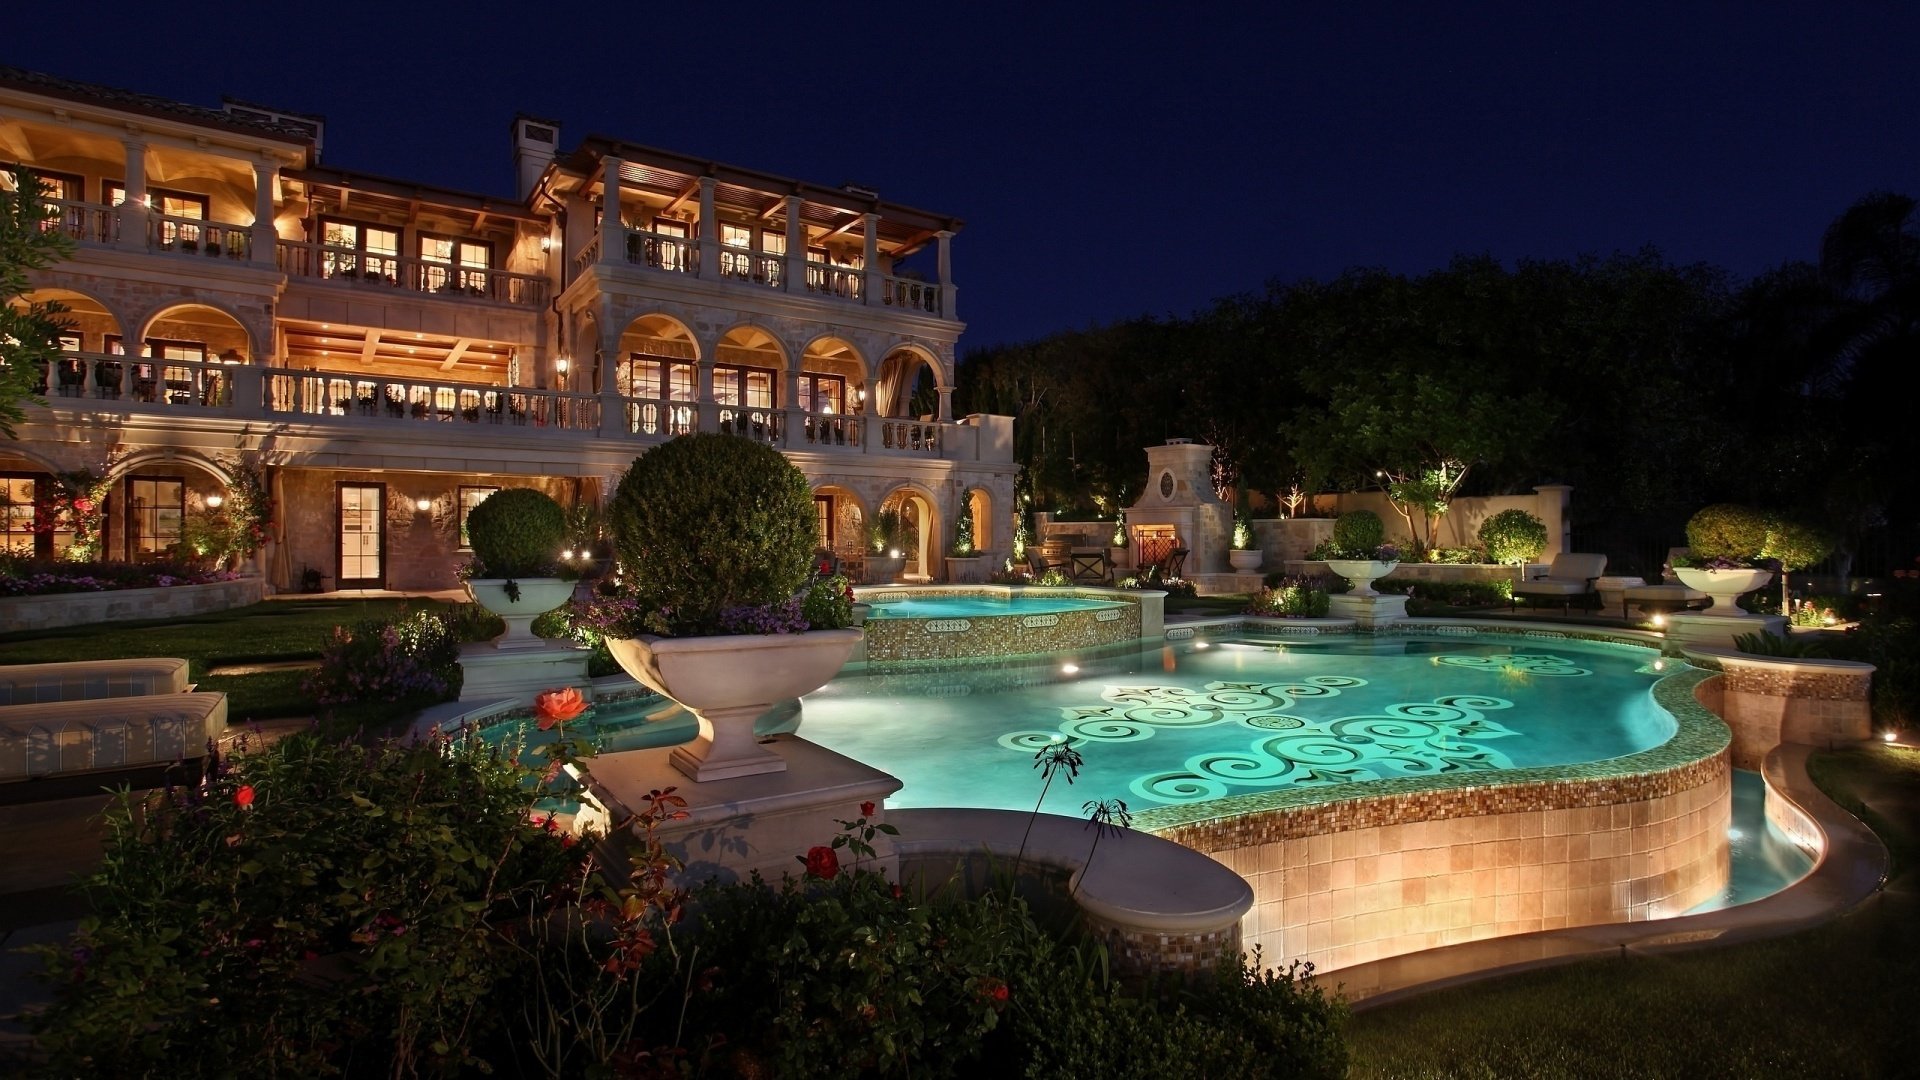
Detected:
[{"left": 856, "top": 586, "right": 1148, "bottom": 663}]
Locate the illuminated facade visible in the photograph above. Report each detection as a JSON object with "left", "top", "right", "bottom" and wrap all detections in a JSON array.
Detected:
[{"left": 1, "top": 66, "right": 1012, "bottom": 589}]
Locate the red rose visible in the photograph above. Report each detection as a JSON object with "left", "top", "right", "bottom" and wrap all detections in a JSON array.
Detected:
[
  {"left": 234, "top": 784, "right": 255, "bottom": 809},
  {"left": 72, "top": 497, "right": 94, "bottom": 513},
  {"left": 860, "top": 801, "right": 876, "bottom": 818},
  {"left": 993, "top": 984, "right": 1010, "bottom": 1002},
  {"left": 534, "top": 687, "right": 587, "bottom": 730},
  {"left": 804, "top": 845, "right": 839, "bottom": 880}
]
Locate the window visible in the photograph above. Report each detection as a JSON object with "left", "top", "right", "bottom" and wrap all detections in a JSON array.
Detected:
[
  {"left": 798, "top": 373, "right": 846, "bottom": 415},
  {"left": 127, "top": 476, "right": 184, "bottom": 559},
  {"left": 644, "top": 218, "right": 690, "bottom": 272},
  {"left": 714, "top": 364, "right": 775, "bottom": 409},
  {"left": 626, "top": 355, "right": 697, "bottom": 401},
  {"left": 320, "top": 218, "right": 401, "bottom": 281},
  {"left": 719, "top": 223, "right": 753, "bottom": 278},
  {"left": 1, "top": 475, "right": 47, "bottom": 557},
  {"left": 457, "top": 486, "right": 500, "bottom": 549},
  {"left": 0, "top": 165, "right": 82, "bottom": 201},
  {"left": 815, "top": 495, "right": 834, "bottom": 548},
  {"left": 421, "top": 234, "right": 492, "bottom": 294},
  {"left": 106, "top": 182, "right": 208, "bottom": 249}
]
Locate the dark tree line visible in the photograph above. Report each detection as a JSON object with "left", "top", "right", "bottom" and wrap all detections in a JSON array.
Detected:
[{"left": 956, "top": 193, "right": 1919, "bottom": 578}]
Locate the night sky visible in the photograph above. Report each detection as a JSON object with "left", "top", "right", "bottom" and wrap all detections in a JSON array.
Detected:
[{"left": 7, "top": 2, "right": 1916, "bottom": 350}]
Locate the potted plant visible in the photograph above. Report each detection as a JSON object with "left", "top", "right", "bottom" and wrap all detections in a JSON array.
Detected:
[
  {"left": 944, "top": 491, "right": 988, "bottom": 583},
  {"left": 462, "top": 487, "right": 576, "bottom": 648},
  {"left": 1228, "top": 488, "right": 1263, "bottom": 574},
  {"left": 600, "top": 433, "right": 861, "bottom": 782},
  {"left": 1478, "top": 508, "right": 1549, "bottom": 569},
  {"left": 1312, "top": 509, "right": 1400, "bottom": 596},
  {"left": 865, "top": 508, "right": 906, "bottom": 584},
  {"left": 1672, "top": 504, "right": 1774, "bottom": 617}
]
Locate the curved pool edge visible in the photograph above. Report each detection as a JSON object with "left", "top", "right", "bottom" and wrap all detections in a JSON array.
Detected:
[
  {"left": 1340, "top": 740, "right": 1889, "bottom": 1010},
  {"left": 856, "top": 584, "right": 1158, "bottom": 664}
]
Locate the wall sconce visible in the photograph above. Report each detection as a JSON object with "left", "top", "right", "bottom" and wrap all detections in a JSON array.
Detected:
[
  {"left": 554, "top": 356, "right": 571, "bottom": 375},
  {"left": 205, "top": 493, "right": 225, "bottom": 508},
  {"left": 540, "top": 236, "right": 554, "bottom": 251},
  {"left": 415, "top": 497, "right": 434, "bottom": 514},
  {"left": 856, "top": 387, "right": 867, "bottom": 402}
]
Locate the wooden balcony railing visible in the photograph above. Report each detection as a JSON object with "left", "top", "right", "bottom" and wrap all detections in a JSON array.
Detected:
[{"left": 278, "top": 241, "right": 547, "bottom": 307}]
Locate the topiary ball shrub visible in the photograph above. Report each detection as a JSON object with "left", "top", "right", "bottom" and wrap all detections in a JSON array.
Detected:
[
  {"left": 466, "top": 487, "right": 567, "bottom": 578},
  {"left": 1478, "top": 508, "right": 1549, "bottom": 565},
  {"left": 611, "top": 433, "right": 818, "bottom": 636},
  {"left": 1331, "top": 510, "right": 1385, "bottom": 556},
  {"left": 1685, "top": 504, "right": 1771, "bottom": 562}
]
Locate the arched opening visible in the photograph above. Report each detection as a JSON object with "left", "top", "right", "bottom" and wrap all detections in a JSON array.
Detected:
[
  {"left": 108, "top": 455, "right": 234, "bottom": 564},
  {"left": 874, "top": 346, "right": 942, "bottom": 419},
  {"left": 962, "top": 487, "right": 993, "bottom": 554},
  {"left": 8, "top": 288, "right": 121, "bottom": 398},
  {"left": 811, "top": 483, "right": 868, "bottom": 571},
  {"left": 797, "top": 336, "right": 865, "bottom": 447},
  {"left": 879, "top": 485, "right": 940, "bottom": 582},
  {"left": 119, "top": 303, "right": 251, "bottom": 408},
  {"left": 614, "top": 313, "right": 699, "bottom": 435},
  {"left": 714, "top": 325, "right": 785, "bottom": 441}
]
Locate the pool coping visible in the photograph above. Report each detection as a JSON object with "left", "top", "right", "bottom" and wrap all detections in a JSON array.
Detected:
[{"left": 1339, "top": 740, "right": 1890, "bottom": 1008}]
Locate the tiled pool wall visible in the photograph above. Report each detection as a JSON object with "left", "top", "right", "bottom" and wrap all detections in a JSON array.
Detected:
[
  {"left": 1686, "top": 654, "right": 1874, "bottom": 769},
  {"left": 1134, "top": 667, "right": 1733, "bottom": 975},
  {"left": 856, "top": 586, "right": 1153, "bottom": 663}
]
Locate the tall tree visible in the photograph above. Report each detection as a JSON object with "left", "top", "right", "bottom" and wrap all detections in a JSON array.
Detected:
[{"left": 1, "top": 168, "right": 74, "bottom": 438}]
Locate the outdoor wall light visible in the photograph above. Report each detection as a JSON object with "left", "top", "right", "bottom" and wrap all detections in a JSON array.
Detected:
[
  {"left": 205, "top": 493, "right": 224, "bottom": 508},
  {"left": 554, "top": 356, "right": 571, "bottom": 374},
  {"left": 415, "top": 497, "right": 434, "bottom": 513},
  {"left": 540, "top": 236, "right": 553, "bottom": 251}
]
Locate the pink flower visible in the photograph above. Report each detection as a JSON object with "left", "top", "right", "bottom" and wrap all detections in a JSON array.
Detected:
[{"left": 72, "top": 497, "right": 94, "bottom": 513}]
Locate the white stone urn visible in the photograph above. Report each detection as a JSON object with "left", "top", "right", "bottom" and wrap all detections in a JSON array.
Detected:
[
  {"left": 604, "top": 629, "right": 863, "bottom": 782},
  {"left": 1228, "top": 549, "right": 1264, "bottom": 574},
  {"left": 466, "top": 578, "right": 577, "bottom": 649},
  {"left": 1324, "top": 559, "right": 1399, "bottom": 598},
  {"left": 1673, "top": 566, "right": 1774, "bottom": 618}
]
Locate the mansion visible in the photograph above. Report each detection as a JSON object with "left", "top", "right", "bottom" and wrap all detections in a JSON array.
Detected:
[{"left": 1, "top": 66, "right": 1013, "bottom": 590}]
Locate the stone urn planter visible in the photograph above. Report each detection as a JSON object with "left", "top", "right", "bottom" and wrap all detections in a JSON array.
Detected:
[
  {"left": 1324, "top": 559, "right": 1399, "bottom": 598},
  {"left": 944, "top": 555, "right": 989, "bottom": 584},
  {"left": 604, "top": 628, "right": 863, "bottom": 782},
  {"left": 1673, "top": 567, "right": 1774, "bottom": 617},
  {"left": 1228, "top": 549, "right": 1264, "bottom": 574},
  {"left": 865, "top": 554, "right": 906, "bottom": 584},
  {"left": 466, "top": 579, "right": 577, "bottom": 649}
]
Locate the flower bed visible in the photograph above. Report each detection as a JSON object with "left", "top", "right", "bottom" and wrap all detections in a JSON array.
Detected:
[
  {"left": 0, "top": 573, "right": 263, "bottom": 633},
  {"left": 0, "top": 557, "right": 238, "bottom": 597}
]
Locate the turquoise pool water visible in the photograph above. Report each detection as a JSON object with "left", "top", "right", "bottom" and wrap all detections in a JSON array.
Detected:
[
  {"left": 1688, "top": 768, "right": 1816, "bottom": 912},
  {"left": 864, "top": 595, "right": 1130, "bottom": 618}
]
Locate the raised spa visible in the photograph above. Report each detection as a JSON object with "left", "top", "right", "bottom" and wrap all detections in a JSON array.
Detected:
[{"left": 856, "top": 586, "right": 1148, "bottom": 663}]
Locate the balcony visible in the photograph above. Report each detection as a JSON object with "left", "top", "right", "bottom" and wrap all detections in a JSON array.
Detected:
[
  {"left": 30, "top": 353, "right": 996, "bottom": 464},
  {"left": 40, "top": 201, "right": 252, "bottom": 261},
  {"left": 574, "top": 225, "right": 952, "bottom": 320},
  {"left": 279, "top": 241, "right": 547, "bottom": 308}
]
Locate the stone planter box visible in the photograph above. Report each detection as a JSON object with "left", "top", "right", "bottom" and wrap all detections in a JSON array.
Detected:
[{"left": 0, "top": 575, "right": 265, "bottom": 633}]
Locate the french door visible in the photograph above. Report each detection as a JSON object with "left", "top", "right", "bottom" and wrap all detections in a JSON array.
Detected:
[{"left": 336, "top": 482, "right": 386, "bottom": 588}]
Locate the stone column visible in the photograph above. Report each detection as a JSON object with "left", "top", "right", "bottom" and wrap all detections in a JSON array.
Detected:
[
  {"left": 599, "top": 156, "right": 624, "bottom": 266},
  {"left": 861, "top": 212, "right": 881, "bottom": 305},
  {"left": 250, "top": 159, "right": 278, "bottom": 267},
  {"left": 784, "top": 194, "right": 806, "bottom": 293},
  {"left": 696, "top": 360, "right": 718, "bottom": 432},
  {"left": 697, "top": 177, "right": 718, "bottom": 277},
  {"left": 936, "top": 385, "right": 954, "bottom": 423},
  {"left": 117, "top": 137, "right": 149, "bottom": 251},
  {"left": 936, "top": 229, "right": 954, "bottom": 318},
  {"left": 596, "top": 299, "right": 625, "bottom": 436}
]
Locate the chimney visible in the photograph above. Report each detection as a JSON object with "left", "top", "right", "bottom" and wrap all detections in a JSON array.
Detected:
[{"left": 512, "top": 114, "right": 561, "bottom": 201}]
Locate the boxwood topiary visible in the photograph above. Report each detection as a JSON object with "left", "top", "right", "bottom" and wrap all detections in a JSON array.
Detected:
[
  {"left": 466, "top": 488, "right": 567, "bottom": 578},
  {"left": 611, "top": 433, "right": 818, "bottom": 636},
  {"left": 1331, "top": 510, "right": 1384, "bottom": 555},
  {"left": 1478, "top": 508, "right": 1549, "bottom": 565},
  {"left": 1685, "top": 503, "right": 1770, "bottom": 561}
]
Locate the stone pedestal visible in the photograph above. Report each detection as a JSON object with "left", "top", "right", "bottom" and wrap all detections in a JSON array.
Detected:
[
  {"left": 1328, "top": 592, "right": 1408, "bottom": 629},
  {"left": 577, "top": 735, "right": 904, "bottom": 886},
  {"left": 457, "top": 641, "right": 592, "bottom": 706},
  {"left": 1594, "top": 575, "right": 1646, "bottom": 618},
  {"left": 1664, "top": 612, "right": 1786, "bottom": 652}
]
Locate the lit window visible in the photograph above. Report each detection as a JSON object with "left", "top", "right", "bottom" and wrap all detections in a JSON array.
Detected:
[
  {"left": 321, "top": 219, "right": 401, "bottom": 280},
  {"left": 128, "top": 477, "right": 185, "bottom": 559},
  {"left": 457, "top": 486, "right": 500, "bottom": 549},
  {"left": 421, "top": 234, "right": 492, "bottom": 294}
]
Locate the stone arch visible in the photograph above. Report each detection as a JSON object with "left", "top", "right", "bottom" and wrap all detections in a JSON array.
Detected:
[
  {"left": 0, "top": 443, "right": 70, "bottom": 476},
  {"left": 797, "top": 334, "right": 867, "bottom": 415},
  {"left": 107, "top": 449, "right": 233, "bottom": 488},
  {"left": 610, "top": 312, "right": 701, "bottom": 409},
  {"left": 873, "top": 342, "right": 946, "bottom": 418},
  {"left": 134, "top": 301, "right": 256, "bottom": 362},
  {"left": 877, "top": 482, "right": 943, "bottom": 581},
  {"left": 959, "top": 485, "right": 993, "bottom": 554},
  {"left": 9, "top": 286, "right": 126, "bottom": 352}
]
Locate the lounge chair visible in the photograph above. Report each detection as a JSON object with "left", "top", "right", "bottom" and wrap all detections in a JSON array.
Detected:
[{"left": 1511, "top": 553, "right": 1608, "bottom": 613}]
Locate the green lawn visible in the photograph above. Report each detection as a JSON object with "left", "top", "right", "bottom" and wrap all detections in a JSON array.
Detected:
[
  {"left": 0, "top": 599, "right": 457, "bottom": 727},
  {"left": 1345, "top": 744, "right": 1920, "bottom": 1078}
]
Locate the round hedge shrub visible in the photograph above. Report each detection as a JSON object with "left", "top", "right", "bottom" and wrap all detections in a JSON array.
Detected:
[
  {"left": 1762, "top": 514, "right": 1835, "bottom": 572},
  {"left": 1331, "top": 510, "right": 1384, "bottom": 555},
  {"left": 611, "top": 433, "right": 818, "bottom": 636},
  {"left": 1478, "top": 508, "right": 1549, "bottom": 565},
  {"left": 466, "top": 488, "right": 567, "bottom": 578},
  {"left": 1685, "top": 504, "right": 1770, "bottom": 561}
]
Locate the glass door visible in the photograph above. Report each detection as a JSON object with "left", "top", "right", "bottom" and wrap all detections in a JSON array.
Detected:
[{"left": 337, "top": 482, "right": 386, "bottom": 588}]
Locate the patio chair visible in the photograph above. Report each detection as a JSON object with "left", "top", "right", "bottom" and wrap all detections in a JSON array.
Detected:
[
  {"left": 1069, "top": 546, "right": 1111, "bottom": 584},
  {"left": 1511, "top": 552, "right": 1608, "bottom": 613},
  {"left": 1163, "top": 548, "right": 1189, "bottom": 579}
]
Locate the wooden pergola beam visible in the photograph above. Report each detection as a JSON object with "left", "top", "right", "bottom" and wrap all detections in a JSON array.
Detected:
[
  {"left": 360, "top": 330, "right": 380, "bottom": 364},
  {"left": 438, "top": 338, "right": 475, "bottom": 371}
]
